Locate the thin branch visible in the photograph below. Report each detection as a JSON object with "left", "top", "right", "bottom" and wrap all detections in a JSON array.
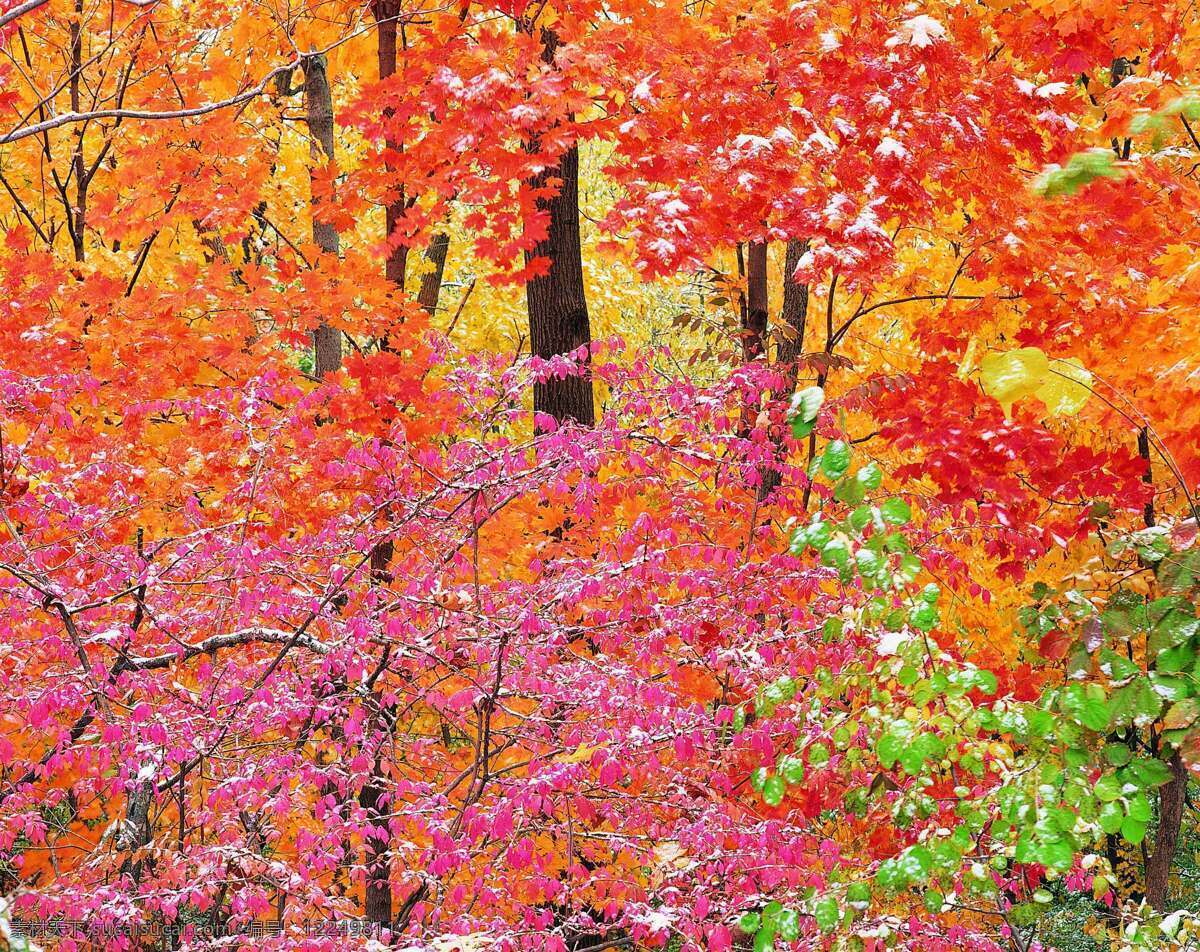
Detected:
[
  {"left": 125, "top": 627, "right": 331, "bottom": 670},
  {"left": 0, "top": 0, "right": 49, "bottom": 30},
  {"left": 0, "top": 58, "right": 303, "bottom": 145},
  {"left": 0, "top": 167, "right": 51, "bottom": 244}
]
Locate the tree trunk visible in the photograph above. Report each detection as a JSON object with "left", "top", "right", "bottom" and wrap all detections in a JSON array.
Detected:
[
  {"left": 756, "top": 239, "right": 809, "bottom": 501},
  {"left": 1145, "top": 751, "right": 1187, "bottom": 910},
  {"left": 743, "top": 240, "right": 768, "bottom": 362},
  {"left": 373, "top": 0, "right": 408, "bottom": 288},
  {"left": 117, "top": 778, "right": 154, "bottom": 882},
  {"left": 358, "top": 544, "right": 395, "bottom": 928},
  {"left": 69, "top": 0, "right": 86, "bottom": 263},
  {"left": 775, "top": 238, "right": 810, "bottom": 392},
  {"left": 524, "top": 29, "right": 594, "bottom": 428},
  {"left": 359, "top": 769, "right": 393, "bottom": 926},
  {"left": 417, "top": 232, "right": 450, "bottom": 314},
  {"left": 302, "top": 53, "right": 342, "bottom": 377},
  {"left": 1134, "top": 426, "right": 1184, "bottom": 912}
]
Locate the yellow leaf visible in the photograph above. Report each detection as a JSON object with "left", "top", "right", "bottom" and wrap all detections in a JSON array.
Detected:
[
  {"left": 980, "top": 347, "right": 1049, "bottom": 416},
  {"left": 1036, "top": 357, "right": 1092, "bottom": 417},
  {"left": 558, "top": 744, "right": 598, "bottom": 764},
  {"left": 980, "top": 347, "right": 1091, "bottom": 417}
]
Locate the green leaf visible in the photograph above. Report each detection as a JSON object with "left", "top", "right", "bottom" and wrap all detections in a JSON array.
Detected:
[
  {"left": 1127, "top": 792, "right": 1152, "bottom": 823},
  {"left": 1134, "top": 679, "right": 1164, "bottom": 725},
  {"left": 910, "top": 601, "right": 938, "bottom": 632},
  {"left": 877, "top": 732, "right": 903, "bottom": 769},
  {"left": 923, "top": 889, "right": 944, "bottom": 913},
  {"left": 1098, "top": 648, "right": 1140, "bottom": 684},
  {"left": 897, "top": 554, "right": 922, "bottom": 584},
  {"left": 1121, "top": 817, "right": 1147, "bottom": 845},
  {"left": 1163, "top": 698, "right": 1200, "bottom": 731},
  {"left": 1131, "top": 527, "right": 1171, "bottom": 563},
  {"left": 973, "top": 669, "right": 999, "bottom": 695},
  {"left": 1098, "top": 800, "right": 1124, "bottom": 834},
  {"left": 777, "top": 908, "right": 800, "bottom": 942},
  {"left": 899, "top": 745, "right": 926, "bottom": 776},
  {"left": 1037, "top": 838, "right": 1075, "bottom": 871},
  {"left": 808, "top": 742, "right": 830, "bottom": 767},
  {"left": 753, "top": 927, "right": 775, "bottom": 952},
  {"left": 834, "top": 476, "right": 866, "bottom": 506},
  {"left": 738, "top": 912, "right": 761, "bottom": 934},
  {"left": 820, "top": 539, "right": 850, "bottom": 570},
  {"left": 901, "top": 845, "right": 934, "bottom": 881},
  {"left": 849, "top": 506, "right": 873, "bottom": 532},
  {"left": 762, "top": 775, "right": 786, "bottom": 807},
  {"left": 1128, "top": 757, "right": 1173, "bottom": 788},
  {"left": 846, "top": 881, "right": 870, "bottom": 909},
  {"left": 1148, "top": 609, "right": 1199, "bottom": 656},
  {"left": 821, "top": 440, "right": 852, "bottom": 479},
  {"left": 1033, "top": 148, "right": 1124, "bottom": 198},
  {"left": 823, "top": 617, "right": 845, "bottom": 642},
  {"left": 856, "top": 547, "right": 884, "bottom": 580},
  {"left": 1157, "top": 548, "right": 1200, "bottom": 593},
  {"left": 1061, "top": 684, "right": 1110, "bottom": 732},
  {"left": 880, "top": 497, "right": 912, "bottom": 526},
  {"left": 806, "top": 520, "right": 833, "bottom": 550},
  {"left": 1150, "top": 673, "right": 1190, "bottom": 703},
  {"left": 789, "top": 386, "right": 825, "bottom": 439},
  {"left": 814, "top": 896, "right": 839, "bottom": 931},
  {"left": 780, "top": 755, "right": 805, "bottom": 784},
  {"left": 1102, "top": 606, "right": 1139, "bottom": 642},
  {"left": 856, "top": 462, "right": 883, "bottom": 490},
  {"left": 1094, "top": 773, "right": 1122, "bottom": 802},
  {"left": 1158, "top": 641, "right": 1196, "bottom": 673},
  {"left": 1107, "top": 679, "right": 1161, "bottom": 729},
  {"left": 1103, "top": 743, "right": 1132, "bottom": 767}
]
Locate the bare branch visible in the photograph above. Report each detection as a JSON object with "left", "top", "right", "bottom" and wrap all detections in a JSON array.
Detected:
[
  {"left": 125, "top": 626, "right": 331, "bottom": 670},
  {"left": 0, "top": 57, "right": 302, "bottom": 145}
]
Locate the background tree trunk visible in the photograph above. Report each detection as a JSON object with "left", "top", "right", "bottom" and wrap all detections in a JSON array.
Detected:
[
  {"left": 757, "top": 239, "right": 809, "bottom": 501},
  {"left": 302, "top": 53, "right": 342, "bottom": 378},
  {"left": 372, "top": 0, "right": 409, "bottom": 287},
  {"left": 418, "top": 233, "right": 450, "bottom": 314},
  {"left": 359, "top": 768, "right": 393, "bottom": 926},
  {"left": 743, "top": 239, "right": 768, "bottom": 362},
  {"left": 776, "top": 238, "right": 810, "bottom": 391},
  {"left": 524, "top": 29, "right": 594, "bottom": 428}
]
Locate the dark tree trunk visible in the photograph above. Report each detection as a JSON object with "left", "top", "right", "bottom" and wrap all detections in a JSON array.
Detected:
[
  {"left": 1145, "top": 752, "right": 1187, "bottom": 910},
  {"left": 757, "top": 239, "right": 809, "bottom": 502},
  {"left": 69, "top": 0, "right": 86, "bottom": 263},
  {"left": 117, "top": 778, "right": 154, "bottom": 881},
  {"left": 524, "top": 29, "right": 594, "bottom": 428},
  {"left": 302, "top": 53, "right": 342, "bottom": 377},
  {"left": 1138, "top": 427, "right": 1155, "bottom": 528},
  {"left": 417, "top": 232, "right": 450, "bottom": 314},
  {"left": 359, "top": 769, "right": 393, "bottom": 926},
  {"left": 373, "top": 0, "right": 408, "bottom": 288},
  {"left": 775, "top": 238, "right": 810, "bottom": 391},
  {"left": 743, "top": 239, "right": 768, "bottom": 362},
  {"left": 358, "top": 543, "right": 394, "bottom": 928},
  {"left": 1135, "top": 427, "right": 1184, "bottom": 913}
]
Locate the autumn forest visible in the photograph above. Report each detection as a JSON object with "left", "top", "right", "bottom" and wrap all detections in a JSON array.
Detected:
[{"left": 1, "top": 0, "right": 1199, "bottom": 949}]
